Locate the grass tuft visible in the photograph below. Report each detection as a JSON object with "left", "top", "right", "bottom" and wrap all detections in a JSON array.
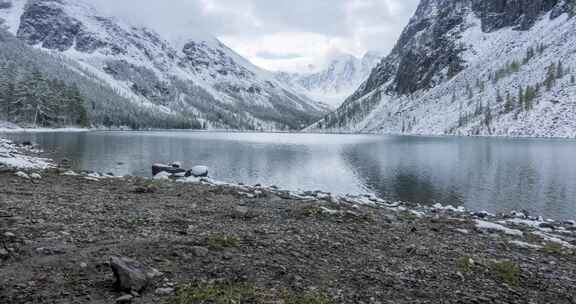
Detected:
[
  {"left": 164, "top": 282, "right": 257, "bottom": 304},
  {"left": 490, "top": 260, "right": 521, "bottom": 286},
  {"left": 456, "top": 256, "right": 475, "bottom": 273},
  {"left": 206, "top": 234, "right": 240, "bottom": 250}
]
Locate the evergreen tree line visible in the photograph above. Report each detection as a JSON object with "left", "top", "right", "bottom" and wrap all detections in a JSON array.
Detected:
[{"left": 0, "top": 62, "right": 89, "bottom": 127}]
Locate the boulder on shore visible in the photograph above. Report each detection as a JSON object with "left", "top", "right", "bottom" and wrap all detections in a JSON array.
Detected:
[
  {"left": 151, "top": 164, "right": 187, "bottom": 176},
  {"left": 190, "top": 165, "right": 209, "bottom": 177},
  {"left": 110, "top": 256, "right": 155, "bottom": 292}
]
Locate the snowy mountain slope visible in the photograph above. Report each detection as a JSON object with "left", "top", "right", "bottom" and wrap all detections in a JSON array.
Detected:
[
  {"left": 310, "top": 0, "right": 576, "bottom": 138},
  {"left": 275, "top": 52, "right": 381, "bottom": 108},
  {"left": 0, "top": 0, "right": 328, "bottom": 130}
]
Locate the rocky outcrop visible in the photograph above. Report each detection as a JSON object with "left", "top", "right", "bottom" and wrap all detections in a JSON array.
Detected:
[{"left": 471, "top": 0, "right": 560, "bottom": 32}]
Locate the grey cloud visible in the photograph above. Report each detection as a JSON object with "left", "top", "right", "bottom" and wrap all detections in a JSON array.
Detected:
[{"left": 89, "top": 0, "right": 420, "bottom": 70}]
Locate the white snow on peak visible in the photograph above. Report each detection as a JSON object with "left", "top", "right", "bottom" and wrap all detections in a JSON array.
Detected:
[
  {"left": 0, "top": 0, "right": 26, "bottom": 33},
  {"left": 315, "top": 7, "right": 576, "bottom": 138},
  {"left": 275, "top": 51, "right": 382, "bottom": 108},
  {"left": 2, "top": 0, "right": 327, "bottom": 128}
]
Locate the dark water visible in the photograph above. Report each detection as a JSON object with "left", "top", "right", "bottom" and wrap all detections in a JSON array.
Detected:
[{"left": 4, "top": 131, "right": 576, "bottom": 220}]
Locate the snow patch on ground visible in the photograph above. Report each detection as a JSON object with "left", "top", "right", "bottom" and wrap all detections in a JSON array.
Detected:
[
  {"left": 475, "top": 220, "right": 524, "bottom": 236},
  {"left": 0, "top": 138, "right": 52, "bottom": 169}
]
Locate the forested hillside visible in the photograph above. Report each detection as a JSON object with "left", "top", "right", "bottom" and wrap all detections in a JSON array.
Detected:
[
  {"left": 0, "top": 27, "right": 202, "bottom": 129},
  {"left": 309, "top": 0, "right": 576, "bottom": 138},
  {"left": 0, "top": 0, "right": 327, "bottom": 130}
]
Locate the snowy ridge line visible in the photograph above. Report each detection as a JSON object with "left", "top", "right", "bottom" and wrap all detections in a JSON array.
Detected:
[{"left": 1, "top": 0, "right": 328, "bottom": 130}]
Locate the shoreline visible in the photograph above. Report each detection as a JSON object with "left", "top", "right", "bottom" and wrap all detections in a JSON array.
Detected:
[
  {"left": 0, "top": 168, "right": 575, "bottom": 303},
  {"left": 3, "top": 126, "right": 576, "bottom": 142}
]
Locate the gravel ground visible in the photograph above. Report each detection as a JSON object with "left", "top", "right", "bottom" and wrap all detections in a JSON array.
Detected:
[{"left": 0, "top": 169, "right": 576, "bottom": 304}]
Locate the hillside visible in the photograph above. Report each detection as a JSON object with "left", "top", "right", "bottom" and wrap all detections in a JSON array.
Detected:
[
  {"left": 310, "top": 0, "right": 576, "bottom": 138},
  {"left": 0, "top": 0, "right": 327, "bottom": 130}
]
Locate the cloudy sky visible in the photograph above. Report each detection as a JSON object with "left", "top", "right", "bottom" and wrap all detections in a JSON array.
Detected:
[{"left": 91, "top": 0, "right": 419, "bottom": 73}]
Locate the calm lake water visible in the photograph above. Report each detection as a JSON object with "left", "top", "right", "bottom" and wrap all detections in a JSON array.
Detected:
[{"left": 3, "top": 131, "right": 576, "bottom": 220}]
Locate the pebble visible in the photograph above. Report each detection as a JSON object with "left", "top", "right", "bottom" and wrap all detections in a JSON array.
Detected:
[
  {"left": 155, "top": 287, "right": 175, "bottom": 296},
  {"left": 116, "top": 294, "right": 133, "bottom": 303},
  {"left": 80, "top": 262, "right": 88, "bottom": 268},
  {"left": 3, "top": 232, "right": 15, "bottom": 238},
  {"left": 234, "top": 206, "right": 249, "bottom": 218},
  {"left": 0, "top": 248, "right": 9, "bottom": 258},
  {"left": 14, "top": 171, "right": 30, "bottom": 179},
  {"left": 191, "top": 246, "right": 209, "bottom": 257}
]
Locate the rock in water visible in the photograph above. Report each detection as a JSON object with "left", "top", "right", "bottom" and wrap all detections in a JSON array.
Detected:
[
  {"left": 191, "top": 166, "right": 209, "bottom": 177},
  {"left": 110, "top": 256, "right": 151, "bottom": 292}
]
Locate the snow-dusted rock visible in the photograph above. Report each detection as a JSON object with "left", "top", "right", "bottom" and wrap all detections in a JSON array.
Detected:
[
  {"left": 475, "top": 220, "right": 523, "bottom": 236},
  {"left": 61, "top": 170, "right": 79, "bottom": 176},
  {"left": 190, "top": 166, "right": 209, "bottom": 177},
  {"left": 153, "top": 171, "right": 171, "bottom": 180},
  {"left": 30, "top": 173, "right": 42, "bottom": 180},
  {"left": 15, "top": 171, "right": 30, "bottom": 179}
]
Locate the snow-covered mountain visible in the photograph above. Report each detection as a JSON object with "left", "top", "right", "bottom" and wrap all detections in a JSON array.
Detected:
[
  {"left": 0, "top": 0, "right": 328, "bottom": 130},
  {"left": 310, "top": 0, "right": 576, "bottom": 138},
  {"left": 275, "top": 52, "right": 381, "bottom": 108}
]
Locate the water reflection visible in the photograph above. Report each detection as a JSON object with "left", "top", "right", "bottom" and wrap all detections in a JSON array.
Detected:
[
  {"left": 3, "top": 131, "right": 576, "bottom": 219},
  {"left": 341, "top": 136, "right": 576, "bottom": 219}
]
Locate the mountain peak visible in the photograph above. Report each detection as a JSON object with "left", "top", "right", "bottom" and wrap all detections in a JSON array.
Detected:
[{"left": 275, "top": 51, "right": 382, "bottom": 108}]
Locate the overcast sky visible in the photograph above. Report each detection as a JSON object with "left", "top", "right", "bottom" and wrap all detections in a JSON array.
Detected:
[{"left": 91, "top": 0, "right": 419, "bottom": 73}]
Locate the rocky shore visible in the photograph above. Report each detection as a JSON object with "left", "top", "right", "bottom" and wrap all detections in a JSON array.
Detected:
[{"left": 0, "top": 165, "right": 575, "bottom": 304}]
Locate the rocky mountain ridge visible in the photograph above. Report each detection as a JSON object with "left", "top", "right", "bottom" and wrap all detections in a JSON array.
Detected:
[
  {"left": 310, "top": 0, "right": 576, "bottom": 138},
  {"left": 0, "top": 0, "right": 328, "bottom": 130}
]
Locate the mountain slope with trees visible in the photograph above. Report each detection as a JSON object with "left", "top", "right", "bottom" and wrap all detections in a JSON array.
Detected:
[
  {"left": 309, "top": 0, "right": 576, "bottom": 138},
  {"left": 0, "top": 0, "right": 327, "bottom": 130},
  {"left": 0, "top": 27, "right": 201, "bottom": 129}
]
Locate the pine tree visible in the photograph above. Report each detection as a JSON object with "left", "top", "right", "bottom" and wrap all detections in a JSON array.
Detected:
[
  {"left": 523, "top": 47, "right": 535, "bottom": 64},
  {"left": 545, "top": 63, "right": 557, "bottom": 91},
  {"left": 505, "top": 92, "right": 514, "bottom": 112},
  {"left": 466, "top": 83, "right": 473, "bottom": 99},
  {"left": 524, "top": 85, "right": 537, "bottom": 111},
  {"left": 496, "top": 89, "right": 503, "bottom": 104},
  {"left": 485, "top": 99, "right": 492, "bottom": 129},
  {"left": 557, "top": 61, "right": 564, "bottom": 79},
  {"left": 518, "top": 86, "right": 525, "bottom": 110}
]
